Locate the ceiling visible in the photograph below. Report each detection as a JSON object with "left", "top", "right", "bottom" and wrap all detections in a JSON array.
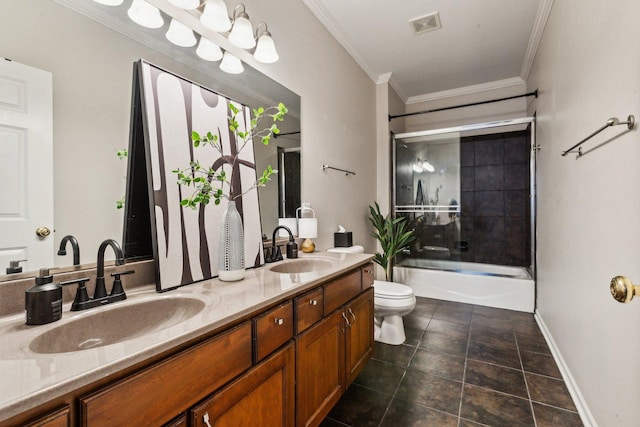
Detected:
[{"left": 303, "top": 0, "right": 549, "bottom": 103}]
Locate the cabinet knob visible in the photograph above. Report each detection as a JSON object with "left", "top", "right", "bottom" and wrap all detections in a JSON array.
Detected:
[
  {"left": 274, "top": 318, "right": 285, "bottom": 325},
  {"left": 309, "top": 299, "right": 318, "bottom": 306}
]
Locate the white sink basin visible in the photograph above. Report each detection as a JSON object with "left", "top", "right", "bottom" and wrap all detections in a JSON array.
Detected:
[
  {"left": 269, "top": 258, "right": 335, "bottom": 274},
  {"left": 29, "top": 296, "right": 206, "bottom": 354}
]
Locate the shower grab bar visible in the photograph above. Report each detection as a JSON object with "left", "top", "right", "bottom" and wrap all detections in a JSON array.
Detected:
[
  {"left": 322, "top": 164, "right": 356, "bottom": 176},
  {"left": 561, "top": 115, "right": 635, "bottom": 157}
]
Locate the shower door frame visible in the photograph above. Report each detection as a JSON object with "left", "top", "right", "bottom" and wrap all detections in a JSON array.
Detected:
[{"left": 392, "top": 116, "right": 537, "bottom": 278}]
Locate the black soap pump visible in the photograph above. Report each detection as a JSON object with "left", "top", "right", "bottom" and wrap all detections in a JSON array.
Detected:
[{"left": 25, "top": 268, "right": 63, "bottom": 325}]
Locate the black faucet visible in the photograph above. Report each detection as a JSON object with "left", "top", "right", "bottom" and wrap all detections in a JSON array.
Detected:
[
  {"left": 265, "top": 226, "right": 298, "bottom": 263},
  {"left": 57, "top": 235, "right": 80, "bottom": 266},
  {"left": 59, "top": 239, "right": 133, "bottom": 311},
  {"left": 94, "top": 239, "right": 125, "bottom": 299}
]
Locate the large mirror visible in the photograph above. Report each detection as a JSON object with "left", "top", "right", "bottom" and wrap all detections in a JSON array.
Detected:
[{"left": 0, "top": 0, "right": 300, "bottom": 282}]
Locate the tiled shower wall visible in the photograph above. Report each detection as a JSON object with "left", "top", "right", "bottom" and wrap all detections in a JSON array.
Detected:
[{"left": 459, "top": 131, "right": 531, "bottom": 267}]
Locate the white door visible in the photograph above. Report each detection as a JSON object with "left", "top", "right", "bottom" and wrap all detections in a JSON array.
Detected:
[{"left": 0, "top": 58, "right": 53, "bottom": 274}]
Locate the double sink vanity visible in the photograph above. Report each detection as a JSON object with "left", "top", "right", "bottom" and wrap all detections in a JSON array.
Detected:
[{"left": 0, "top": 252, "right": 374, "bottom": 426}]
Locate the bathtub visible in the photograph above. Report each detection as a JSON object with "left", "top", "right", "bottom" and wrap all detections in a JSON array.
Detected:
[{"left": 394, "top": 259, "right": 535, "bottom": 313}]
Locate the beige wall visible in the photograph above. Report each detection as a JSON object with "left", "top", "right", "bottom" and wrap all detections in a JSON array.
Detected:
[
  {"left": 1, "top": 0, "right": 377, "bottom": 266},
  {"left": 527, "top": 1, "right": 640, "bottom": 425}
]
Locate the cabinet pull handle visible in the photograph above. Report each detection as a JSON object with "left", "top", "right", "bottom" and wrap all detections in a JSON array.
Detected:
[
  {"left": 274, "top": 317, "right": 285, "bottom": 325},
  {"left": 203, "top": 412, "right": 213, "bottom": 427},
  {"left": 348, "top": 307, "right": 356, "bottom": 323},
  {"left": 341, "top": 312, "right": 351, "bottom": 327},
  {"left": 309, "top": 299, "right": 318, "bottom": 306}
]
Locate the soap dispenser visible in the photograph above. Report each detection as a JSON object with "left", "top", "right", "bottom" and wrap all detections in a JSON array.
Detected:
[{"left": 25, "top": 268, "right": 62, "bottom": 325}]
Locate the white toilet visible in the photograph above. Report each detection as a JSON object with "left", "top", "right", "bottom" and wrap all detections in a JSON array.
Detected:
[
  {"left": 372, "top": 280, "right": 416, "bottom": 345},
  {"left": 327, "top": 246, "right": 416, "bottom": 345}
]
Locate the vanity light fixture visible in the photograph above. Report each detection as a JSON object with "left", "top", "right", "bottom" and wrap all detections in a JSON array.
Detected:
[
  {"left": 200, "top": 0, "right": 232, "bottom": 32},
  {"left": 127, "top": 0, "right": 164, "bottom": 29},
  {"left": 228, "top": 4, "right": 256, "bottom": 49},
  {"left": 253, "top": 23, "right": 279, "bottom": 63},
  {"left": 419, "top": 158, "right": 435, "bottom": 172},
  {"left": 414, "top": 157, "right": 435, "bottom": 173},
  {"left": 219, "top": 51, "right": 244, "bottom": 74},
  {"left": 196, "top": 37, "right": 224, "bottom": 61},
  {"left": 168, "top": 0, "right": 200, "bottom": 9},
  {"left": 94, "top": 0, "right": 124, "bottom": 5},
  {"left": 166, "top": 18, "right": 197, "bottom": 47}
]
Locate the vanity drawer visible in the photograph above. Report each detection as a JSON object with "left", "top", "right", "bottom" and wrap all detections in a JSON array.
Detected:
[
  {"left": 295, "top": 287, "right": 324, "bottom": 334},
  {"left": 24, "top": 406, "right": 70, "bottom": 427},
  {"left": 80, "top": 322, "right": 252, "bottom": 427},
  {"left": 253, "top": 301, "right": 294, "bottom": 363},
  {"left": 324, "top": 269, "right": 362, "bottom": 314},
  {"left": 361, "top": 263, "right": 374, "bottom": 289}
]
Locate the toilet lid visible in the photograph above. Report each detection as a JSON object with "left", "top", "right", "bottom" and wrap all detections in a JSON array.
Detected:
[{"left": 373, "top": 280, "right": 413, "bottom": 299}]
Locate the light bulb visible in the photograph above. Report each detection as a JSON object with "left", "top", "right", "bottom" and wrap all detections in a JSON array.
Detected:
[
  {"left": 228, "top": 14, "right": 255, "bottom": 49},
  {"left": 422, "top": 160, "right": 435, "bottom": 172},
  {"left": 219, "top": 51, "right": 244, "bottom": 74},
  {"left": 413, "top": 164, "right": 424, "bottom": 173},
  {"left": 196, "top": 38, "right": 223, "bottom": 62},
  {"left": 200, "top": 0, "right": 232, "bottom": 32},
  {"left": 254, "top": 33, "right": 279, "bottom": 63},
  {"left": 166, "top": 18, "right": 197, "bottom": 47},
  {"left": 127, "top": 0, "right": 164, "bottom": 29}
]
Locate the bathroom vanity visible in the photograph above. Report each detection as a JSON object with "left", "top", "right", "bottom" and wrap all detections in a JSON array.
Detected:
[{"left": 0, "top": 253, "right": 374, "bottom": 427}]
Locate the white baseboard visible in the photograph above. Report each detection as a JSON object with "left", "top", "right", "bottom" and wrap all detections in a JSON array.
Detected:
[{"left": 534, "top": 310, "right": 598, "bottom": 427}]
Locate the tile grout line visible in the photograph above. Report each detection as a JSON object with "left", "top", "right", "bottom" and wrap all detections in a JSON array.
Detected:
[
  {"left": 516, "top": 329, "right": 539, "bottom": 427},
  {"left": 375, "top": 316, "right": 425, "bottom": 427},
  {"left": 456, "top": 306, "right": 475, "bottom": 426}
]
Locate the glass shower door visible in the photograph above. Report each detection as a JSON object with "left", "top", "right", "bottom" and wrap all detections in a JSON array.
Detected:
[{"left": 393, "top": 118, "right": 535, "bottom": 277}]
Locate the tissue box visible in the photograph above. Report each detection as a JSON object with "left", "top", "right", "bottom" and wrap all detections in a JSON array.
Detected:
[{"left": 334, "top": 232, "right": 353, "bottom": 247}]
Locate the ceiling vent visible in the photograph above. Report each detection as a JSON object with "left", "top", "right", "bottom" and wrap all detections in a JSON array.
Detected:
[{"left": 409, "top": 12, "right": 441, "bottom": 35}]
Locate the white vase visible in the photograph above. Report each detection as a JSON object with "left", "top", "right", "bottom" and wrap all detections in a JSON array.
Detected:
[{"left": 218, "top": 200, "right": 245, "bottom": 281}]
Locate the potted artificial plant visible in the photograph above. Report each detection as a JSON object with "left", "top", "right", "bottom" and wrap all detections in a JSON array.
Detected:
[{"left": 368, "top": 202, "right": 415, "bottom": 282}]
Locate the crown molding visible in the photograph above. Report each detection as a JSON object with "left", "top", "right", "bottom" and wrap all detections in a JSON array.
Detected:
[
  {"left": 520, "top": 0, "right": 555, "bottom": 81},
  {"left": 302, "top": 0, "right": 383, "bottom": 85},
  {"left": 376, "top": 72, "right": 392, "bottom": 85},
  {"left": 406, "top": 77, "right": 526, "bottom": 105}
]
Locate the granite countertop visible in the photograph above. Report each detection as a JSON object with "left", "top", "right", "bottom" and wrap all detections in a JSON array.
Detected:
[{"left": 0, "top": 252, "right": 373, "bottom": 423}]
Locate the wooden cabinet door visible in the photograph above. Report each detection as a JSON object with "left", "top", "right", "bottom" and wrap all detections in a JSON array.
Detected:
[
  {"left": 191, "top": 343, "right": 295, "bottom": 427},
  {"left": 296, "top": 310, "right": 345, "bottom": 427},
  {"left": 344, "top": 288, "right": 374, "bottom": 386}
]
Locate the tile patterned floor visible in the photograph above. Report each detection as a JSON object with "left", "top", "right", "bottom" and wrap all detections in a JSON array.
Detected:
[{"left": 321, "top": 297, "right": 583, "bottom": 427}]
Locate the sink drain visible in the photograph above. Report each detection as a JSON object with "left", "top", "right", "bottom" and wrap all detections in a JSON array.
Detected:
[{"left": 78, "top": 338, "right": 104, "bottom": 350}]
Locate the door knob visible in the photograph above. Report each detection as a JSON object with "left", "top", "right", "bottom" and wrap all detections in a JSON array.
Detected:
[
  {"left": 35, "top": 226, "right": 51, "bottom": 238},
  {"left": 610, "top": 276, "right": 640, "bottom": 303}
]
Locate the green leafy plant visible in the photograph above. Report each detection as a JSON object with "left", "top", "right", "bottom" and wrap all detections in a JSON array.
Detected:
[
  {"left": 368, "top": 202, "right": 415, "bottom": 282},
  {"left": 173, "top": 102, "right": 287, "bottom": 209},
  {"left": 116, "top": 148, "right": 128, "bottom": 209}
]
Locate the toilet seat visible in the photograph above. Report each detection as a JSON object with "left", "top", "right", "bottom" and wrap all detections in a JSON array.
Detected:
[{"left": 373, "top": 280, "right": 414, "bottom": 299}]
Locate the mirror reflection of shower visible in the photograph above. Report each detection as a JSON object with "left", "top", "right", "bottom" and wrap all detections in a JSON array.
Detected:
[{"left": 393, "top": 118, "right": 536, "bottom": 279}]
